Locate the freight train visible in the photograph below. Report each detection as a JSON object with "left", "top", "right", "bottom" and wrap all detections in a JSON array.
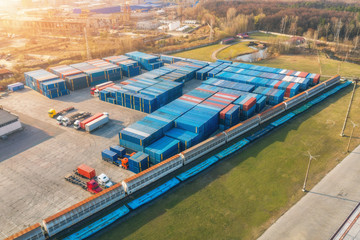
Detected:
[{"left": 8, "top": 75, "right": 347, "bottom": 240}]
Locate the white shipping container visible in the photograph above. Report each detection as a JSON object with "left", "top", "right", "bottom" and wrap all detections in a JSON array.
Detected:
[{"left": 85, "top": 115, "right": 109, "bottom": 132}]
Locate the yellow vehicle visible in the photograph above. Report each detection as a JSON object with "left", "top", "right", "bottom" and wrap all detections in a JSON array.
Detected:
[
  {"left": 48, "top": 107, "right": 75, "bottom": 118},
  {"left": 48, "top": 109, "right": 57, "bottom": 118}
]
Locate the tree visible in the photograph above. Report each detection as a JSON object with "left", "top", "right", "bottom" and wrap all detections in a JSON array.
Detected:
[
  {"left": 324, "top": 22, "right": 331, "bottom": 41},
  {"left": 226, "top": 8, "right": 237, "bottom": 23},
  {"left": 289, "top": 16, "right": 298, "bottom": 36},
  {"left": 280, "top": 15, "right": 289, "bottom": 34}
]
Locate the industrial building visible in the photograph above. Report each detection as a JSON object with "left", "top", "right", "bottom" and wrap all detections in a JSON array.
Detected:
[{"left": 0, "top": 108, "right": 22, "bottom": 138}]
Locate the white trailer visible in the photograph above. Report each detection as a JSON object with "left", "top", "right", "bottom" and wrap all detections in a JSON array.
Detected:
[{"left": 84, "top": 115, "right": 109, "bottom": 132}]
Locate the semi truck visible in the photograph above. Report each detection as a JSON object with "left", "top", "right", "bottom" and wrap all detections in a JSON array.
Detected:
[
  {"left": 97, "top": 173, "right": 114, "bottom": 188},
  {"left": 61, "top": 112, "right": 91, "bottom": 127},
  {"left": 48, "top": 106, "right": 74, "bottom": 118},
  {"left": 90, "top": 81, "right": 114, "bottom": 97},
  {"left": 74, "top": 112, "right": 109, "bottom": 132},
  {"left": 65, "top": 174, "right": 102, "bottom": 194}
]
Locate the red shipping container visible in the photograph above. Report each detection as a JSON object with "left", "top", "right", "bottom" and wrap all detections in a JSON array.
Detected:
[
  {"left": 77, "top": 164, "right": 96, "bottom": 179},
  {"left": 298, "top": 72, "right": 309, "bottom": 78},
  {"left": 220, "top": 104, "right": 234, "bottom": 119},
  {"left": 243, "top": 97, "right": 256, "bottom": 111},
  {"left": 274, "top": 81, "right": 282, "bottom": 89},
  {"left": 80, "top": 113, "right": 103, "bottom": 129},
  {"left": 313, "top": 74, "right": 320, "bottom": 84}
]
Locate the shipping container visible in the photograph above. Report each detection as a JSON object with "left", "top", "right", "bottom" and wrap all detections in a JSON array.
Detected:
[
  {"left": 101, "top": 149, "right": 118, "bottom": 162},
  {"left": 80, "top": 113, "right": 104, "bottom": 129},
  {"left": 85, "top": 115, "right": 109, "bottom": 132},
  {"left": 110, "top": 145, "right": 126, "bottom": 157},
  {"left": 77, "top": 164, "right": 96, "bottom": 179}
]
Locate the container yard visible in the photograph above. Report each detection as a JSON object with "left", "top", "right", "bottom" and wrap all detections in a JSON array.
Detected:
[{"left": 0, "top": 49, "right": 351, "bottom": 240}]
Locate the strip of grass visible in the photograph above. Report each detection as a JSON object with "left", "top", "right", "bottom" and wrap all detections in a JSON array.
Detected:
[
  {"left": 98, "top": 84, "right": 360, "bottom": 240},
  {"left": 249, "top": 32, "right": 290, "bottom": 41},
  {"left": 217, "top": 42, "right": 256, "bottom": 60},
  {"left": 172, "top": 44, "right": 224, "bottom": 62},
  {"left": 255, "top": 54, "right": 360, "bottom": 79}
]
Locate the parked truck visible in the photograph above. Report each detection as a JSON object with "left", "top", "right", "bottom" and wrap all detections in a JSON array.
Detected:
[
  {"left": 65, "top": 174, "right": 102, "bottom": 194},
  {"left": 74, "top": 112, "right": 109, "bottom": 132},
  {"left": 48, "top": 106, "right": 74, "bottom": 118},
  {"left": 90, "top": 81, "right": 114, "bottom": 97},
  {"left": 101, "top": 148, "right": 129, "bottom": 170},
  {"left": 61, "top": 112, "right": 91, "bottom": 127},
  {"left": 97, "top": 173, "right": 114, "bottom": 188}
]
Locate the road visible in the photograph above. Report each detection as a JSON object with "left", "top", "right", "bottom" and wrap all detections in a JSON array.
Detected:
[{"left": 258, "top": 144, "right": 360, "bottom": 240}]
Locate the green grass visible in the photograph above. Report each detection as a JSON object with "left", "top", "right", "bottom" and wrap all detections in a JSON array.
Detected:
[
  {"left": 249, "top": 32, "right": 290, "bottom": 42},
  {"left": 98, "top": 84, "right": 360, "bottom": 240},
  {"left": 255, "top": 54, "right": 360, "bottom": 79},
  {"left": 172, "top": 44, "right": 224, "bottom": 62},
  {"left": 217, "top": 42, "right": 256, "bottom": 60}
]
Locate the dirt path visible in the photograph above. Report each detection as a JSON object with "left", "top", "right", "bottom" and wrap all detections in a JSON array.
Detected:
[{"left": 211, "top": 44, "right": 231, "bottom": 61}]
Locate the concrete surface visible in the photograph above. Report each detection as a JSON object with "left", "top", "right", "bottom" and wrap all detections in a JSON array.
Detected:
[
  {"left": 0, "top": 78, "right": 202, "bottom": 238},
  {"left": 258, "top": 144, "right": 360, "bottom": 240}
]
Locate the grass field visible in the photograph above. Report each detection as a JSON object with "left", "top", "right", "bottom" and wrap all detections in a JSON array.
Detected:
[
  {"left": 216, "top": 42, "right": 256, "bottom": 60},
  {"left": 172, "top": 44, "right": 224, "bottom": 62},
  {"left": 249, "top": 32, "right": 290, "bottom": 41},
  {"left": 256, "top": 54, "right": 360, "bottom": 79},
  {"left": 98, "top": 83, "right": 360, "bottom": 240}
]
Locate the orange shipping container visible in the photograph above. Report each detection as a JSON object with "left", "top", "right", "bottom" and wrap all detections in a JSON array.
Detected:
[{"left": 77, "top": 164, "right": 96, "bottom": 179}]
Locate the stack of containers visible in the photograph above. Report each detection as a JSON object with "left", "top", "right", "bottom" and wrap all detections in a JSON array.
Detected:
[
  {"left": 86, "top": 59, "right": 122, "bottom": 82},
  {"left": 49, "top": 65, "right": 89, "bottom": 91},
  {"left": 233, "top": 95, "right": 257, "bottom": 120},
  {"left": 7, "top": 82, "right": 24, "bottom": 91},
  {"left": 246, "top": 93, "right": 267, "bottom": 113},
  {"left": 215, "top": 71, "right": 300, "bottom": 97},
  {"left": 165, "top": 128, "right": 200, "bottom": 151},
  {"left": 70, "top": 62, "right": 108, "bottom": 87},
  {"left": 118, "top": 85, "right": 217, "bottom": 152},
  {"left": 203, "top": 78, "right": 255, "bottom": 93},
  {"left": 219, "top": 104, "right": 240, "bottom": 130},
  {"left": 119, "top": 118, "right": 166, "bottom": 152},
  {"left": 157, "top": 61, "right": 208, "bottom": 83},
  {"left": 125, "top": 51, "right": 164, "bottom": 71},
  {"left": 253, "top": 86, "right": 285, "bottom": 105},
  {"left": 175, "top": 103, "right": 220, "bottom": 140},
  {"left": 103, "top": 55, "right": 141, "bottom": 77},
  {"left": 128, "top": 152, "right": 150, "bottom": 173},
  {"left": 207, "top": 62, "right": 232, "bottom": 78},
  {"left": 144, "top": 136, "right": 180, "bottom": 164},
  {"left": 24, "top": 69, "right": 69, "bottom": 99},
  {"left": 160, "top": 55, "right": 183, "bottom": 64},
  {"left": 99, "top": 78, "right": 182, "bottom": 113}
]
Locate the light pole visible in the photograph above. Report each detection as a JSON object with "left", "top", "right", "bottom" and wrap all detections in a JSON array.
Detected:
[
  {"left": 346, "top": 120, "right": 358, "bottom": 153},
  {"left": 302, "top": 151, "right": 319, "bottom": 192}
]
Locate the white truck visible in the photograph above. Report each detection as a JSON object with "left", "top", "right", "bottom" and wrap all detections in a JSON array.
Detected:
[{"left": 97, "top": 173, "right": 114, "bottom": 188}]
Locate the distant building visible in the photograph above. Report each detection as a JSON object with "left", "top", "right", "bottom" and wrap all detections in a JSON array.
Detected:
[
  {"left": 137, "top": 21, "right": 160, "bottom": 30},
  {"left": 237, "top": 33, "right": 249, "bottom": 39},
  {"left": 184, "top": 20, "right": 197, "bottom": 25},
  {"left": 168, "top": 21, "right": 180, "bottom": 31},
  {"left": 0, "top": 69, "right": 14, "bottom": 80},
  {"left": 0, "top": 108, "right": 22, "bottom": 138}
]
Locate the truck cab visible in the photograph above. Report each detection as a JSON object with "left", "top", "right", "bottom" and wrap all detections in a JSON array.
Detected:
[
  {"left": 73, "top": 120, "right": 81, "bottom": 129},
  {"left": 97, "top": 173, "right": 114, "bottom": 188},
  {"left": 56, "top": 116, "right": 63, "bottom": 125},
  {"left": 48, "top": 109, "right": 56, "bottom": 118},
  {"left": 87, "top": 180, "right": 102, "bottom": 194}
]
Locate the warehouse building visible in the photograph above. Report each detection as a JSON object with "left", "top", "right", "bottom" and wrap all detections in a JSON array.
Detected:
[{"left": 0, "top": 108, "right": 22, "bottom": 138}]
